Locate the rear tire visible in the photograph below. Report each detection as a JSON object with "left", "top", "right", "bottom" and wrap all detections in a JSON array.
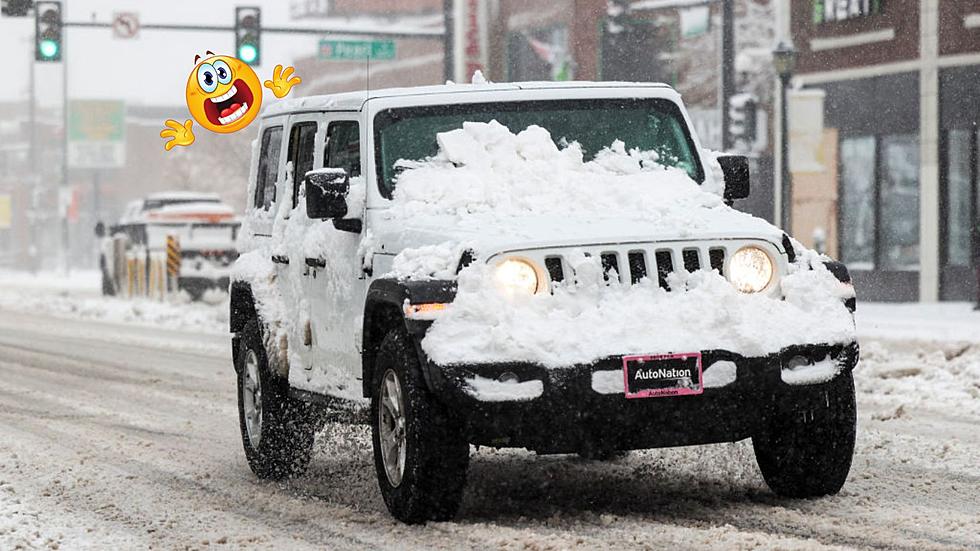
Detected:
[
  {"left": 371, "top": 328, "right": 469, "bottom": 524},
  {"left": 236, "top": 319, "right": 316, "bottom": 480},
  {"left": 100, "top": 260, "right": 115, "bottom": 296},
  {"left": 753, "top": 371, "right": 856, "bottom": 498}
]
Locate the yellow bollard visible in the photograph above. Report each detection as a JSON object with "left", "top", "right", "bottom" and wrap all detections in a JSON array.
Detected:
[
  {"left": 149, "top": 258, "right": 157, "bottom": 299},
  {"left": 166, "top": 235, "right": 181, "bottom": 296},
  {"left": 126, "top": 256, "right": 134, "bottom": 297}
]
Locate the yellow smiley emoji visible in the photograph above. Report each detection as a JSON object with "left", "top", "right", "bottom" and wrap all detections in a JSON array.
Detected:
[
  {"left": 186, "top": 54, "right": 263, "bottom": 134},
  {"left": 161, "top": 52, "right": 302, "bottom": 150}
]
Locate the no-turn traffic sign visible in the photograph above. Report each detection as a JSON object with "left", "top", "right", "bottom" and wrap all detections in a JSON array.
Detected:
[{"left": 112, "top": 12, "right": 139, "bottom": 39}]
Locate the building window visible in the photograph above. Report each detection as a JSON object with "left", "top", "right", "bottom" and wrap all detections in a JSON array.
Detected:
[
  {"left": 946, "top": 129, "right": 974, "bottom": 267},
  {"left": 812, "top": 0, "right": 883, "bottom": 24},
  {"left": 507, "top": 27, "right": 572, "bottom": 82},
  {"left": 879, "top": 134, "right": 920, "bottom": 270},
  {"left": 840, "top": 136, "right": 876, "bottom": 269},
  {"left": 839, "top": 134, "right": 920, "bottom": 271}
]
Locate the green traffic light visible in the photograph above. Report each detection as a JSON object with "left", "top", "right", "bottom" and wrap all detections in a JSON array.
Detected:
[
  {"left": 238, "top": 43, "right": 258, "bottom": 64},
  {"left": 39, "top": 38, "right": 59, "bottom": 59}
]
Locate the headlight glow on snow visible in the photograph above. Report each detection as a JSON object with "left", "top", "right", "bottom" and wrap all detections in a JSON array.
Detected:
[
  {"left": 494, "top": 258, "right": 542, "bottom": 296},
  {"left": 728, "top": 246, "right": 774, "bottom": 293}
]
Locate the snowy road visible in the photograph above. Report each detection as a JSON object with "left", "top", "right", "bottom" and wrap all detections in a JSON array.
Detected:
[{"left": 1, "top": 302, "right": 979, "bottom": 549}]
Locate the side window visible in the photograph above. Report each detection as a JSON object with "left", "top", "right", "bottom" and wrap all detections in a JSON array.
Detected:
[
  {"left": 287, "top": 122, "right": 318, "bottom": 208},
  {"left": 324, "top": 121, "right": 361, "bottom": 178},
  {"left": 254, "top": 126, "right": 283, "bottom": 210}
]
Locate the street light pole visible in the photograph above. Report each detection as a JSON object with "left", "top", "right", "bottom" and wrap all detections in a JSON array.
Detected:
[
  {"left": 720, "top": 0, "right": 735, "bottom": 151},
  {"left": 779, "top": 72, "right": 790, "bottom": 230},
  {"left": 773, "top": 41, "right": 796, "bottom": 231},
  {"left": 443, "top": 0, "right": 454, "bottom": 82}
]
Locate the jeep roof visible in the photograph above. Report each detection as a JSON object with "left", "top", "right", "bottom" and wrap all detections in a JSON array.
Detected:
[{"left": 262, "top": 81, "right": 677, "bottom": 116}]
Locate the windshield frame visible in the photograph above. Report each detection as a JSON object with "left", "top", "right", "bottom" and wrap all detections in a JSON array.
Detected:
[{"left": 372, "top": 97, "right": 705, "bottom": 199}]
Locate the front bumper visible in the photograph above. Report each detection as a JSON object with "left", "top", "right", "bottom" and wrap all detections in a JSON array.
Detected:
[
  {"left": 178, "top": 275, "right": 230, "bottom": 292},
  {"left": 420, "top": 341, "right": 859, "bottom": 454}
]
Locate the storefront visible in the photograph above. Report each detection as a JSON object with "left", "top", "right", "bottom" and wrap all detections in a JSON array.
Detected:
[
  {"left": 790, "top": 0, "right": 980, "bottom": 302},
  {"left": 939, "top": 64, "right": 980, "bottom": 300},
  {"left": 827, "top": 72, "right": 921, "bottom": 301}
]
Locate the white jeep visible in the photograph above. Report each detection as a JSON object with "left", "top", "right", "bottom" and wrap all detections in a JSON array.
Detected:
[{"left": 230, "top": 82, "right": 859, "bottom": 524}]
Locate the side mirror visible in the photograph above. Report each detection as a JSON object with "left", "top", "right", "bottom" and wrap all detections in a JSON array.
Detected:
[
  {"left": 306, "top": 169, "right": 349, "bottom": 220},
  {"left": 717, "top": 155, "right": 750, "bottom": 203},
  {"left": 94, "top": 221, "right": 106, "bottom": 238}
]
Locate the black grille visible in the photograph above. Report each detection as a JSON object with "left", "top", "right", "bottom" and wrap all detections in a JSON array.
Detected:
[
  {"left": 682, "top": 249, "right": 700, "bottom": 272},
  {"left": 544, "top": 257, "right": 564, "bottom": 283},
  {"left": 709, "top": 248, "right": 725, "bottom": 274},
  {"left": 655, "top": 250, "right": 673, "bottom": 290},
  {"left": 627, "top": 251, "right": 647, "bottom": 284},
  {"left": 540, "top": 245, "right": 736, "bottom": 290},
  {"left": 600, "top": 253, "right": 620, "bottom": 282}
]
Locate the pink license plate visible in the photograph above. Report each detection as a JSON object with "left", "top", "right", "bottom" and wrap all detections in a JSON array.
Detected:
[{"left": 623, "top": 352, "right": 703, "bottom": 399}]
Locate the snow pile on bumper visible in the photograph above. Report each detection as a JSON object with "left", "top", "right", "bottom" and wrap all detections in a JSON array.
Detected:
[{"left": 420, "top": 260, "right": 856, "bottom": 368}]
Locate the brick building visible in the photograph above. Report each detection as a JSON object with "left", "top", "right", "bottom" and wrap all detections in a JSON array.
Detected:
[{"left": 785, "top": 0, "right": 980, "bottom": 301}]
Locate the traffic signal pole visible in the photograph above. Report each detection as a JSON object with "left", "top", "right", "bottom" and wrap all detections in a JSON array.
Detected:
[
  {"left": 61, "top": 23, "right": 69, "bottom": 274},
  {"left": 61, "top": 20, "right": 444, "bottom": 39}
]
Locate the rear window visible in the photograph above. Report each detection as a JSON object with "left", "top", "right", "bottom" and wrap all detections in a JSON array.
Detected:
[
  {"left": 287, "top": 122, "right": 318, "bottom": 208},
  {"left": 254, "top": 126, "right": 283, "bottom": 210}
]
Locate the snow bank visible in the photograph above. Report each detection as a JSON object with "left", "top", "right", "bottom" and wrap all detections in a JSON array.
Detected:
[
  {"left": 0, "top": 270, "right": 229, "bottom": 337},
  {"left": 859, "top": 339, "right": 980, "bottom": 418},
  {"left": 858, "top": 302, "right": 980, "bottom": 344}
]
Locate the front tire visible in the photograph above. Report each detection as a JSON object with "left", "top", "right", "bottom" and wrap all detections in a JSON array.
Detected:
[
  {"left": 236, "top": 319, "right": 316, "bottom": 480},
  {"left": 753, "top": 371, "right": 857, "bottom": 498},
  {"left": 371, "top": 329, "right": 469, "bottom": 524}
]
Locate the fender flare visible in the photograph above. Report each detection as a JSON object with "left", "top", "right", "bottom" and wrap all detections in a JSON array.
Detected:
[
  {"left": 822, "top": 260, "right": 856, "bottom": 313},
  {"left": 361, "top": 277, "right": 456, "bottom": 398}
]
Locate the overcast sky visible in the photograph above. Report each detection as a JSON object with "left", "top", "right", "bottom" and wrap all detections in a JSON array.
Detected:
[{"left": 0, "top": 0, "right": 322, "bottom": 109}]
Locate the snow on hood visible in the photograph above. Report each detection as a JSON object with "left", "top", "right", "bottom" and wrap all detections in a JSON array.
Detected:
[{"left": 382, "top": 121, "right": 784, "bottom": 257}]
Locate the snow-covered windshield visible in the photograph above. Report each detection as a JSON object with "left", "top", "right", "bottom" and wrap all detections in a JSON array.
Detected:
[{"left": 374, "top": 98, "right": 703, "bottom": 197}]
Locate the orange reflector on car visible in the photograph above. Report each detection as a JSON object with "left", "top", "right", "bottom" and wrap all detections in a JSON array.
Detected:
[{"left": 404, "top": 303, "right": 447, "bottom": 319}]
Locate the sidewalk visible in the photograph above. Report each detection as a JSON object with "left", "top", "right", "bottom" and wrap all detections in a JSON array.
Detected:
[{"left": 857, "top": 302, "right": 980, "bottom": 344}]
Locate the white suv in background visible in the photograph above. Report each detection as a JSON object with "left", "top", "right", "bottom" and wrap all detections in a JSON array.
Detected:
[{"left": 230, "top": 82, "right": 859, "bottom": 524}]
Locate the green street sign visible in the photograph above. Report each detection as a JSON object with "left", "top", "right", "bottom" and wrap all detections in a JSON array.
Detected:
[
  {"left": 318, "top": 39, "right": 396, "bottom": 61},
  {"left": 69, "top": 100, "right": 125, "bottom": 142},
  {"left": 68, "top": 100, "right": 126, "bottom": 168}
]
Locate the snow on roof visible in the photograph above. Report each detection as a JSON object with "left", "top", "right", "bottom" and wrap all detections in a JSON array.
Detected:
[
  {"left": 262, "top": 81, "right": 675, "bottom": 117},
  {"left": 145, "top": 191, "right": 221, "bottom": 202},
  {"left": 143, "top": 202, "right": 238, "bottom": 224},
  {"left": 151, "top": 202, "right": 235, "bottom": 216}
]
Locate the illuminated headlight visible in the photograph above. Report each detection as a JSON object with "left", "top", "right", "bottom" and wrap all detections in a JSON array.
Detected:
[
  {"left": 728, "top": 246, "right": 774, "bottom": 293},
  {"left": 493, "top": 258, "right": 543, "bottom": 296}
]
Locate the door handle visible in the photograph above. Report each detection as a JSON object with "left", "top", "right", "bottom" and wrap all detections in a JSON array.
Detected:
[
  {"left": 271, "top": 255, "right": 289, "bottom": 265},
  {"left": 305, "top": 257, "right": 326, "bottom": 268}
]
